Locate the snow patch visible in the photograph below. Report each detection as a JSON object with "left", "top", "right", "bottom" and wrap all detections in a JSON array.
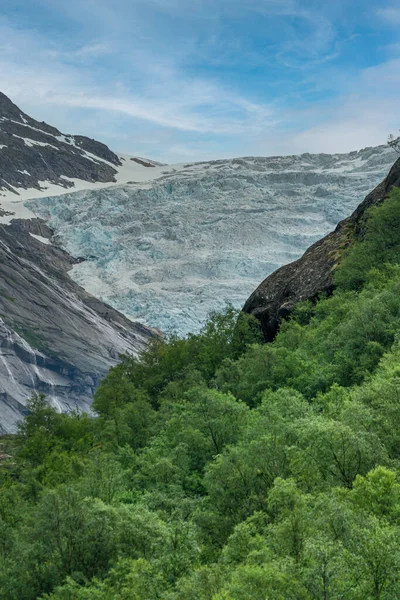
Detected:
[
  {"left": 29, "top": 233, "right": 52, "bottom": 246},
  {"left": 9, "top": 118, "right": 55, "bottom": 137},
  {"left": 13, "top": 135, "right": 59, "bottom": 150}
]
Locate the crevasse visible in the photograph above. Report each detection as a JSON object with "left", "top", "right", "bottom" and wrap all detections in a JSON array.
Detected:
[{"left": 27, "top": 146, "right": 397, "bottom": 335}]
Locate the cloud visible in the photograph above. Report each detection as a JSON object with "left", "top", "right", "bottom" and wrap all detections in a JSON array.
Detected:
[
  {"left": 377, "top": 5, "right": 400, "bottom": 25},
  {"left": 0, "top": 19, "right": 276, "bottom": 139},
  {"left": 44, "top": 88, "right": 275, "bottom": 134},
  {"left": 285, "top": 58, "right": 400, "bottom": 154},
  {"left": 34, "top": 0, "right": 341, "bottom": 69},
  {"left": 51, "top": 43, "right": 113, "bottom": 61},
  {"left": 0, "top": 1, "right": 399, "bottom": 162}
]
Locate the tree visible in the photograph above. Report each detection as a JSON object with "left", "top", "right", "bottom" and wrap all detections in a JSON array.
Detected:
[{"left": 387, "top": 133, "right": 400, "bottom": 153}]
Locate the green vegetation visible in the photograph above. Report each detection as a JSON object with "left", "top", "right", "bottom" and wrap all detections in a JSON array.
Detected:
[
  {"left": 1, "top": 295, "right": 16, "bottom": 303},
  {"left": 12, "top": 324, "right": 61, "bottom": 360},
  {"left": 2, "top": 188, "right": 400, "bottom": 599}
]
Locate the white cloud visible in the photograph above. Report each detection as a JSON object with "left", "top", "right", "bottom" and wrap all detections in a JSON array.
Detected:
[
  {"left": 35, "top": 0, "right": 340, "bottom": 69},
  {"left": 377, "top": 5, "right": 400, "bottom": 25},
  {"left": 283, "top": 59, "right": 400, "bottom": 154},
  {"left": 49, "top": 43, "right": 113, "bottom": 61},
  {"left": 0, "top": 4, "right": 399, "bottom": 161},
  {"left": 0, "top": 20, "right": 276, "bottom": 141}
]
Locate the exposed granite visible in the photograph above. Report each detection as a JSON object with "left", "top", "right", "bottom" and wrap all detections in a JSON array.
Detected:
[{"left": 0, "top": 219, "right": 157, "bottom": 432}]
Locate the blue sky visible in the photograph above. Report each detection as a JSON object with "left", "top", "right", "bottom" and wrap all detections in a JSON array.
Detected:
[{"left": 1, "top": 0, "right": 400, "bottom": 162}]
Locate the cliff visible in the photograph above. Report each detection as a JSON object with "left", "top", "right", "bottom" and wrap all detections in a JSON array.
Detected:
[
  {"left": 0, "top": 219, "right": 156, "bottom": 432},
  {"left": 0, "top": 92, "right": 120, "bottom": 196}
]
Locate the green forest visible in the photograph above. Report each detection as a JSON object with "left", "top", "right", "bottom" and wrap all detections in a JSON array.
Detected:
[{"left": 2, "top": 188, "right": 400, "bottom": 599}]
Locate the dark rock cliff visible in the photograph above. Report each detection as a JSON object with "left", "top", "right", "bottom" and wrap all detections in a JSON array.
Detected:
[
  {"left": 243, "top": 158, "right": 400, "bottom": 341},
  {"left": 0, "top": 92, "right": 121, "bottom": 195},
  {"left": 0, "top": 219, "right": 157, "bottom": 432}
]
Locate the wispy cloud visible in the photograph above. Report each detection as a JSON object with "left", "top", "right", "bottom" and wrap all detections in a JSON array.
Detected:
[
  {"left": 377, "top": 5, "right": 400, "bottom": 25},
  {"left": 50, "top": 43, "right": 113, "bottom": 61},
  {"left": 0, "top": 20, "right": 275, "bottom": 137},
  {"left": 0, "top": 0, "right": 399, "bottom": 161}
]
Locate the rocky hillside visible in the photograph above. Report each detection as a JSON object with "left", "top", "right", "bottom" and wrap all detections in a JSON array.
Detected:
[
  {"left": 243, "top": 158, "right": 400, "bottom": 340},
  {"left": 0, "top": 93, "right": 163, "bottom": 432},
  {"left": 0, "top": 91, "right": 121, "bottom": 198},
  {"left": 0, "top": 218, "right": 156, "bottom": 433}
]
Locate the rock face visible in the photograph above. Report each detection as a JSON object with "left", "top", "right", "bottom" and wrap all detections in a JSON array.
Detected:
[
  {"left": 243, "top": 158, "right": 400, "bottom": 341},
  {"left": 0, "top": 92, "right": 165, "bottom": 433},
  {"left": 0, "top": 219, "right": 156, "bottom": 433},
  {"left": 0, "top": 92, "right": 121, "bottom": 195}
]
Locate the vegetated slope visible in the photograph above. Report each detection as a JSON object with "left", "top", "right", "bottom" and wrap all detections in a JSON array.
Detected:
[
  {"left": 0, "top": 217, "right": 156, "bottom": 433},
  {"left": 2, "top": 169, "right": 400, "bottom": 599},
  {"left": 28, "top": 145, "right": 397, "bottom": 335}
]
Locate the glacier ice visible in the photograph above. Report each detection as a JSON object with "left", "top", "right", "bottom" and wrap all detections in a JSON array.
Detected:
[{"left": 27, "top": 146, "right": 398, "bottom": 336}]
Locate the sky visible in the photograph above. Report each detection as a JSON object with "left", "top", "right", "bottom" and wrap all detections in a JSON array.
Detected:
[{"left": 1, "top": 0, "right": 400, "bottom": 162}]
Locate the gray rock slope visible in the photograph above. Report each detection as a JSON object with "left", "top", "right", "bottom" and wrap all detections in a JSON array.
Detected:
[
  {"left": 0, "top": 92, "right": 120, "bottom": 197},
  {"left": 0, "top": 218, "right": 156, "bottom": 433}
]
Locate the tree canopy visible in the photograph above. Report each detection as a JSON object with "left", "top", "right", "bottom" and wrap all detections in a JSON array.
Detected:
[{"left": 2, "top": 188, "right": 400, "bottom": 599}]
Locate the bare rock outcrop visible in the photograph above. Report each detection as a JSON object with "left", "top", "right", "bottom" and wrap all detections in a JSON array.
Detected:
[
  {"left": 243, "top": 158, "right": 400, "bottom": 341},
  {"left": 0, "top": 92, "right": 121, "bottom": 195},
  {"left": 0, "top": 219, "right": 157, "bottom": 432}
]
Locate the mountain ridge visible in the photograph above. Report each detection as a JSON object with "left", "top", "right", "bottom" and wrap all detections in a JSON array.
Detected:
[
  {"left": 0, "top": 92, "right": 121, "bottom": 196},
  {"left": 0, "top": 93, "right": 160, "bottom": 432}
]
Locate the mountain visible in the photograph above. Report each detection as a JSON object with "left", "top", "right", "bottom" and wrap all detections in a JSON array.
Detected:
[
  {"left": 0, "top": 91, "right": 121, "bottom": 195},
  {"left": 27, "top": 146, "right": 397, "bottom": 335},
  {"left": 0, "top": 91, "right": 166, "bottom": 222},
  {"left": 243, "top": 157, "right": 400, "bottom": 340},
  {"left": 0, "top": 94, "right": 159, "bottom": 432}
]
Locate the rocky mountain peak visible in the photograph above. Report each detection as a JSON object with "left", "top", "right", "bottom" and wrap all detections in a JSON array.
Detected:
[
  {"left": 0, "top": 93, "right": 159, "bottom": 432},
  {"left": 0, "top": 92, "right": 121, "bottom": 198}
]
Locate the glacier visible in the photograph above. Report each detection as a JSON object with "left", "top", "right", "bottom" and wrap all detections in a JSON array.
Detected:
[{"left": 27, "top": 145, "right": 397, "bottom": 336}]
